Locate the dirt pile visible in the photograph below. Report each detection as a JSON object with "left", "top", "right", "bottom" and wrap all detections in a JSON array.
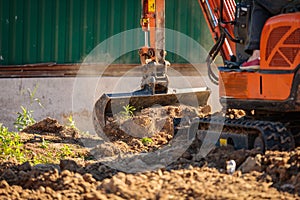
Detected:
[
  {"left": 0, "top": 148, "right": 299, "bottom": 199},
  {"left": 96, "top": 105, "right": 211, "bottom": 156},
  {"left": 0, "top": 108, "right": 299, "bottom": 199},
  {"left": 23, "top": 117, "right": 79, "bottom": 139}
]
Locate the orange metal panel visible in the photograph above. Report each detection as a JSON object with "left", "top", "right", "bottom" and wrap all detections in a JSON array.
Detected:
[
  {"left": 260, "top": 13, "right": 300, "bottom": 70},
  {"left": 261, "top": 74, "right": 294, "bottom": 100},
  {"left": 247, "top": 73, "right": 261, "bottom": 98},
  {"left": 219, "top": 71, "right": 256, "bottom": 98},
  {"left": 219, "top": 71, "right": 294, "bottom": 101}
]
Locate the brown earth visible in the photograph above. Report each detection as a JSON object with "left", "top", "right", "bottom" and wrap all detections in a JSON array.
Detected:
[{"left": 0, "top": 106, "right": 299, "bottom": 200}]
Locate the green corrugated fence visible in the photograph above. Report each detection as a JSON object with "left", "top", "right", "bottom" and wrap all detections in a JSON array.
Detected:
[{"left": 0, "top": 0, "right": 212, "bottom": 65}]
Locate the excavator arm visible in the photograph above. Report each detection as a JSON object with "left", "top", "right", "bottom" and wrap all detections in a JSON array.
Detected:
[
  {"left": 140, "top": 0, "right": 238, "bottom": 64},
  {"left": 198, "top": 0, "right": 237, "bottom": 62},
  {"left": 93, "top": 0, "right": 210, "bottom": 136},
  {"left": 138, "top": 0, "right": 240, "bottom": 86}
]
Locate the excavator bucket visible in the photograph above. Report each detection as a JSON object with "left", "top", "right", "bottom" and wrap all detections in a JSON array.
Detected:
[
  {"left": 93, "top": 87, "right": 210, "bottom": 135},
  {"left": 92, "top": 0, "right": 210, "bottom": 136}
]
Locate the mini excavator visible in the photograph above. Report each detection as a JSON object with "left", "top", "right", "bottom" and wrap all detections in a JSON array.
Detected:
[{"left": 93, "top": 0, "right": 300, "bottom": 152}]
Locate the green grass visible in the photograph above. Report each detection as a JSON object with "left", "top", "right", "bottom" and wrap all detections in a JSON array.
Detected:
[
  {"left": 0, "top": 124, "right": 26, "bottom": 162},
  {"left": 0, "top": 86, "right": 89, "bottom": 165},
  {"left": 0, "top": 123, "right": 87, "bottom": 165}
]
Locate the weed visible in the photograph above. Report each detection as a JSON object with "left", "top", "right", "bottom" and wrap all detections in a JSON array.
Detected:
[
  {"left": 39, "top": 138, "right": 49, "bottom": 149},
  {"left": 14, "top": 106, "right": 36, "bottom": 131},
  {"left": 120, "top": 104, "right": 136, "bottom": 119},
  {"left": 32, "top": 151, "right": 54, "bottom": 165},
  {"left": 67, "top": 115, "right": 77, "bottom": 130},
  {"left": 27, "top": 84, "right": 44, "bottom": 109},
  {"left": 141, "top": 137, "right": 153, "bottom": 146},
  {"left": 0, "top": 124, "right": 26, "bottom": 162},
  {"left": 14, "top": 85, "right": 44, "bottom": 131},
  {"left": 59, "top": 144, "right": 74, "bottom": 158}
]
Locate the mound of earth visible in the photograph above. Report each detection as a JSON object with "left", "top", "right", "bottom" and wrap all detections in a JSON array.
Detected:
[
  {"left": 96, "top": 105, "right": 211, "bottom": 156},
  {"left": 23, "top": 117, "right": 79, "bottom": 139},
  {"left": 0, "top": 145, "right": 299, "bottom": 199},
  {"left": 0, "top": 107, "right": 299, "bottom": 199}
]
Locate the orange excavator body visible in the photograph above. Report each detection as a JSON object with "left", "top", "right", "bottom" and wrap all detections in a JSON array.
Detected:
[
  {"left": 198, "top": 0, "right": 300, "bottom": 112},
  {"left": 93, "top": 0, "right": 300, "bottom": 151},
  {"left": 219, "top": 12, "right": 300, "bottom": 113}
]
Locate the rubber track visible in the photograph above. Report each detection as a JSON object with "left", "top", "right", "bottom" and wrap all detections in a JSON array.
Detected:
[{"left": 193, "top": 116, "right": 295, "bottom": 151}]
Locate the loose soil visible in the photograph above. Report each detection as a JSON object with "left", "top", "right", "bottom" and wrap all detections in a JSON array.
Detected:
[{"left": 0, "top": 106, "right": 299, "bottom": 200}]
